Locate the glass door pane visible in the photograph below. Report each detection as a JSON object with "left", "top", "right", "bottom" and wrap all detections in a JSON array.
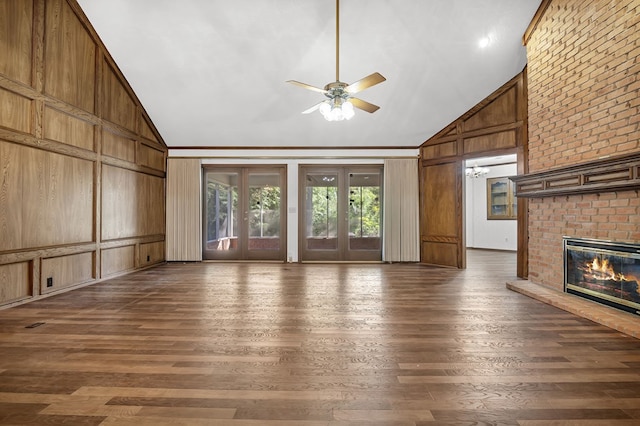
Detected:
[
  {"left": 248, "top": 172, "right": 282, "bottom": 256},
  {"left": 204, "top": 171, "right": 239, "bottom": 256},
  {"left": 348, "top": 171, "right": 381, "bottom": 252},
  {"left": 304, "top": 172, "right": 339, "bottom": 253}
]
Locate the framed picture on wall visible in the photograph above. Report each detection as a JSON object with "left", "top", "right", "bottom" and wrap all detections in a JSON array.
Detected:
[{"left": 487, "top": 177, "right": 516, "bottom": 220}]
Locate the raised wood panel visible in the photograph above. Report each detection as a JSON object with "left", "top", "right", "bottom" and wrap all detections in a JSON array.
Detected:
[
  {"left": 43, "top": 106, "right": 94, "bottom": 151},
  {"left": 101, "top": 165, "right": 136, "bottom": 240},
  {"left": 0, "top": 0, "right": 33, "bottom": 85},
  {"left": 140, "top": 119, "right": 159, "bottom": 144},
  {"left": 463, "top": 130, "right": 516, "bottom": 154},
  {"left": 102, "top": 62, "right": 136, "bottom": 131},
  {"left": 464, "top": 86, "right": 517, "bottom": 131},
  {"left": 0, "top": 87, "right": 32, "bottom": 134},
  {"left": 102, "top": 129, "right": 135, "bottom": 163},
  {"left": 0, "top": 141, "right": 24, "bottom": 251},
  {"left": 421, "top": 162, "right": 459, "bottom": 237},
  {"left": 41, "top": 251, "right": 94, "bottom": 294},
  {"left": 138, "top": 172, "right": 165, "bottom": 237},
  {"left": 21, "top": 147, "right": 94, "bottom": 248},
  {"left": 139, "top": 143, "right": 165, "bottom": 171},
  {"left": 140, "top": 241, "right": 164, "bottom": 266},
  {"left": 44, "top": 0, "right": 95, "bottom": 112},
  {"left": 102, "top": 165, "right": 165, "bottom": 241},
  {"left": 101, "top": 245, "right": 135, "bottom": 277},
  {"left": 420, "top": 160, "right": 463, "bottom": 268},
  {"left": 0, "top": 261, "right": 31, "bottom": 304},
  {"left": 421, "top": 241, "right": 458, "bottom": 267},
  {"left": 421, "top": 141, "right": 457, "bottom": 160}
]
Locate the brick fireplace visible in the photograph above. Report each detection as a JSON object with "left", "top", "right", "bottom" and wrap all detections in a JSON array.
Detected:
[{"left": 521, "top": 0, "right": 640, "bottom": 295}]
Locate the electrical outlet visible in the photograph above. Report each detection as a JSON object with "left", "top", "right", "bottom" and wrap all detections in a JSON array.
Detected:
[{"left": 46, "top": 277, "right": 53, "bottom": 287}]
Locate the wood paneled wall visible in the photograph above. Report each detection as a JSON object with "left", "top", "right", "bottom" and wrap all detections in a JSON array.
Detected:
[
  {"left": 418, "top": 71, "right": 528, "bottom": 273},
  {"left": 0, "top": 0, "right": 167, "bottom": 307}
]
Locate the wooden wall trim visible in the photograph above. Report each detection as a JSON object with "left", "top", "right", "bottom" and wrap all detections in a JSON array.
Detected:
[
  {"left": 523, "top": 0, "right": 553, "bottom": 46},
  {"left": 431, "top": 122, "right": 524, "bottom": 143},
  {"left": 0, "top": 243, "right": 97, "bottom": 266},
  {"left": 100, "top": 235, "right": 165, "bottom": 250},
  {"left": 510, "top": 152, "right": 640, "bottom": 198},
  {"left": 170, "top": 145, "right": 419, "bottom": 151},
  {"left": 101, "top": 156, "right": 166, "bottom": 178}
]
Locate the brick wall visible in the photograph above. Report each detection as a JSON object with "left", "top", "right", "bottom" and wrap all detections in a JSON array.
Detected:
[{"left": 526, "top": 0, "right": 640, "bottom": 289}]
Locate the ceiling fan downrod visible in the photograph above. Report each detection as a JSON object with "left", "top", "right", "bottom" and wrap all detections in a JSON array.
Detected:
[{"left": 335, "top": 0, "right": 340, "bottom": 82}]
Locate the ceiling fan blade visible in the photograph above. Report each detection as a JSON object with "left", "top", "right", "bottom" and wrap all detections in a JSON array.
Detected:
[
  {"left": 345, "top": 72, "right": 386, "bottom": 94},
  {"left": 349, "top": 97, "right": 380, "bottom": 113},
  {"left": 286, "top": 80, "right": 328, "bottom": 94},
  {"left": 302, "top": 101, "right": 326, "bottom": 114}
]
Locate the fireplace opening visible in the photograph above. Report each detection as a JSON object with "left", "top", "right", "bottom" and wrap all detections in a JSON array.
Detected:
[{"left": 564, "top": 238, "right": 640, "bottom": 316}]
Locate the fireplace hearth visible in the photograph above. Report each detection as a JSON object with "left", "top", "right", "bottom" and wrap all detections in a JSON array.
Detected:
[{"left": 564, "top": 237, "right": 640, "bottom": 316}]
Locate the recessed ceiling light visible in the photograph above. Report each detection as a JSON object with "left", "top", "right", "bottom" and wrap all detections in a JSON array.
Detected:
[{"left": 478, "top": 36, "right": 491, "bottom": 48}]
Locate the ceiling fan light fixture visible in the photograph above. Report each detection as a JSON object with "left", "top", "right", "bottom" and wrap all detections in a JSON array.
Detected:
[
  {"left": 342, "top": 100, "right": 354, "bottom": 115},
  {"left": 320, "top": 98, "right": 354, "bottom": 121},
  {"left": 319, "top": 102, "right": 332, "bottom": 116}
]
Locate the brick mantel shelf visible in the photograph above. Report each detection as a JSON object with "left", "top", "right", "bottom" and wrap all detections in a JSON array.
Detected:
[{"left": 510, "top": 152, "right": 640, "bottom": 198}]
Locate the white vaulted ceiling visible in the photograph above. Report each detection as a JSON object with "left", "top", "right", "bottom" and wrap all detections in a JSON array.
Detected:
[{"left": 77, "top": 0, "right": 541, "bottom": 149}]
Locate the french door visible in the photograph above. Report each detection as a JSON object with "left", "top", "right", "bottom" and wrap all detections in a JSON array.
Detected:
[
  {"left": 299, "top": 165, "right": 383, "bottom": 262},
  {"left": 202, "top": 166, "right": 286, "bottom": 261}
]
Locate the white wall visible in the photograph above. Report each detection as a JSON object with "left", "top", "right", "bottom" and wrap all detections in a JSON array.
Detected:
[{"left": 465, "top": 163, "right": 517, "bottom": 251}]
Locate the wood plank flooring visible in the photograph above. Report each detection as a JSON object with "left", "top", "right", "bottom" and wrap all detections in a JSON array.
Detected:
[{"left": 0, "top": 250, "right": 639, "bottom": 425}]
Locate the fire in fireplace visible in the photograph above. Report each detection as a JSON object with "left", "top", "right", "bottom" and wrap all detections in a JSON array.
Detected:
[{"left": 564, "top": 237, "right": 640, "bottom": 316}]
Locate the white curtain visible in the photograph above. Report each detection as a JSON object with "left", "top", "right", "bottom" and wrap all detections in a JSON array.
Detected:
[
  {"left": 166, "top": 158, "right": 202, "bottom": 261},
  {"left": 383, "top": 158, "right": 420, "bottom": 262}
]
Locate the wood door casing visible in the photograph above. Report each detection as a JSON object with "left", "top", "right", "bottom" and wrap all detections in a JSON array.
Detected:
[{"left": 420, "top": 161, "right": 464, "bottom": 268}]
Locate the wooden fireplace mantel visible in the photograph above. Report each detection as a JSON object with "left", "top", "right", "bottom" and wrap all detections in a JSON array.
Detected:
[{"left": 510, "top": 152, "right": 640, "bottom": 198}]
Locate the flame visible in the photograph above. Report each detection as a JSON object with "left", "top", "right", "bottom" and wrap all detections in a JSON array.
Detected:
[{"left": 586, "top": 257, "right": 634, "bottom": 282}]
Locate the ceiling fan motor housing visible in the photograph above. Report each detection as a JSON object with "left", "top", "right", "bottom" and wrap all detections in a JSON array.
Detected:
[{"left": 324, "top": 81, "right": 350, "bottom": 100}]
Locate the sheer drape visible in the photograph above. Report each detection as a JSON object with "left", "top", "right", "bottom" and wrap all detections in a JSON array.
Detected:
[
  {"left": 166, "top": 158, "right": 202, "bottom": 261},
  {"left": 383, "top": 159, "right": 420, "bottom": 262}
]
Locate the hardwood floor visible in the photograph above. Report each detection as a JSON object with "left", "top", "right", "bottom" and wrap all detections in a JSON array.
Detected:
[{"left": 1, "top": 250, "right": 639, "bottom": 425}]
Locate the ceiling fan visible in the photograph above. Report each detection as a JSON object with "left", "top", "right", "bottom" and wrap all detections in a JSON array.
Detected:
[{"left": 287, "top": 0, "right": 386, "bottom": 121}]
